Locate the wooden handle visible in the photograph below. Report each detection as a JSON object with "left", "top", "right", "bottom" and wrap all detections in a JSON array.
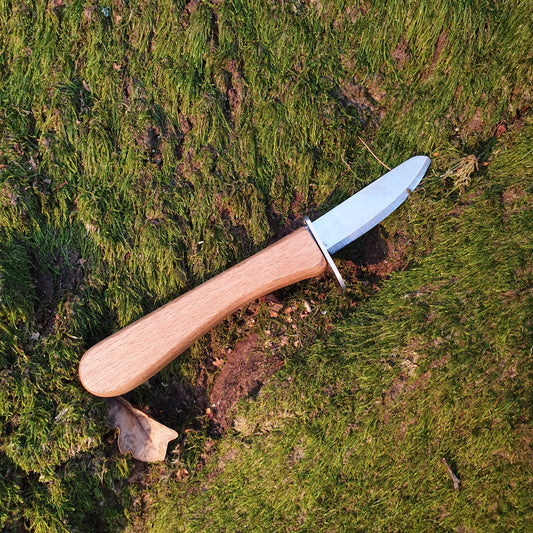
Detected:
[{"left": 79, "top": 227, "right": 327, "bottom": 397}]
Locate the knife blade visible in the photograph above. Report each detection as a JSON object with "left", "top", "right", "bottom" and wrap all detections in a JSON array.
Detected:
[
  {"left": 312, "top": 156, "right": 430, "bottom": 253},
  {"left": 79, "top": 156, "right": 430, "bottom": 397}
]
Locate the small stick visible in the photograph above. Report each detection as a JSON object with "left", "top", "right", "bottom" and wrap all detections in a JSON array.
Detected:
[
  {"left": 358, "top": 136, "right": 391, "bottom": 170},
  {"left": 442, "top": 458, "right": 461, "bottom": 490},
  {"left": 52, "top": 179, "right": 68, "bottom": 193}
]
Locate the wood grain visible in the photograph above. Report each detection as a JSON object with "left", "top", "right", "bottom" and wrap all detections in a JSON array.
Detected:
[{"left": 79, "top": 227, "right": 327, "bottom": 397}]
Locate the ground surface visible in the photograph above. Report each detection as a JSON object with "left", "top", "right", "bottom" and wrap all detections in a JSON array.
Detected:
[{"left": 0, "top": 1, "right": 532, "bottom": 532}]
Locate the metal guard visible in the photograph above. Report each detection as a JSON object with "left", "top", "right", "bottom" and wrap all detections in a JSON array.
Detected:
[{"left": 304, "top": 217, "right": 346, "bottom": 291}]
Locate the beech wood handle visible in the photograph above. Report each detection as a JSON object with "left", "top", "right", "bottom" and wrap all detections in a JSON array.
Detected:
[{"left": 79, "top": 227, "right": 327, "bottom": 397}]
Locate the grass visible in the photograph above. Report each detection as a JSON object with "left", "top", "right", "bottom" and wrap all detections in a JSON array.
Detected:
[{"left": 0, "top": 0, "right": 531, "bottom": 531}]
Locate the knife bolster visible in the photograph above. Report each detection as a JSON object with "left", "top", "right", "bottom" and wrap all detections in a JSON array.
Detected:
[{"left": 304, "top": 217, "right": 346, "bottom": 290}]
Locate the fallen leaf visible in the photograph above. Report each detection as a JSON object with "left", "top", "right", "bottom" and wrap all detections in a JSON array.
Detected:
[
  {"left": 212, "top": 356, "right": 225, "bottom": 368},
  {"left": 258, "top": 293, "right": 281, "bottom": 306},
  {"left": 107, "top": 397, "right": 178, "bottom": 462},
  {"left": 494, "top": 123, "right": 507, "bottom": 137},
  {"left": 175, "top": 468, "right": 189, "bottom": 481}
]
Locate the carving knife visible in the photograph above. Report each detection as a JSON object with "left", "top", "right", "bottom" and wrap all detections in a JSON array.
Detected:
[{"left": 79, "top": 156, "right": 430, "bottom": 397}]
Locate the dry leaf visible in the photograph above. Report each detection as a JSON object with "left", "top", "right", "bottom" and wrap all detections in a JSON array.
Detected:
[
  {"left": 175, "top": 468, "right": 189, "bottom": 481},
  {"left": 107, "top": 397, "right": 178, "bottom": 462},
  {"left": 212, "top": 356, "right": 225, "bottom": 368}
]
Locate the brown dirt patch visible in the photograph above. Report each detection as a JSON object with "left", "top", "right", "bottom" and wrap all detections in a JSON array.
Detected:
[
  {"left": 381, "top": 352, "right": 450, "bottom": 409},
  {"left": 136, "top": 125, "right": 163, "bottom": 167},
  {"left": 500, "top": 185, "right": 532, "bottom": 222},
  {"left": 209, "top": 333, "right": 283, "bottom": 436},
  {"left": 391, "top": 36, "right": 412, "bottom": 70},
  {"left": 332, "top": 81, "right": 383, "bottom": 127},
  {"left": 31, "top": 247, "right": 84, "bottom": 330},
  {"left": 422, "top": 32, "right": 448, "bottom": 80},
  {"left": 133, "top": 223, "right": 421, "bottom": 452},
  {"left": 433, "top": 32, "right": 448, "bottom": 64},
  {"left": 339, "top": 225, "right": 412, "bottom": 284},
  {"left": 223, "top": 59, "right": 245, "bottom": 127},
  {"left": 467, "top": 107, "right": 485, "bottom": 133}
]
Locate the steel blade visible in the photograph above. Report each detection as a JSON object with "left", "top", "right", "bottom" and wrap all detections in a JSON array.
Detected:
[{"left": 312, "top": 156, "right": 430, "bottom": 254}]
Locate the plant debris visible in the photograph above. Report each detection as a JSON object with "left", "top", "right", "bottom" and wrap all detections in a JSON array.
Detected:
[
  {"left": 442, "top": 457, "right": 461, "bottom": 491},
  {"left": 441, "top": 155, "right": 479, "bottom": 194},
  {"left": 107, "top": 397, "right": 178, "bottom": 462}
]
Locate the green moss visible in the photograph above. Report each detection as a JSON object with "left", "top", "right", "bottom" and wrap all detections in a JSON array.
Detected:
[{"left": 0, "top": 0, "right": 531, "bottom": 530}]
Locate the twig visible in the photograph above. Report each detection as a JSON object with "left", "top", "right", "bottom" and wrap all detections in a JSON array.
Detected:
[
  {"left": 357, "top": 136, "right": 391, "bottom": 170},
  {"left": 52, "top": 179, "right": 68, "bottom": 193},
  {"left": 442, "top": 458, "right": 461, "bottom": 491},
  {"left": 340, "top": 153, "right": 352, "bottom": 171}
]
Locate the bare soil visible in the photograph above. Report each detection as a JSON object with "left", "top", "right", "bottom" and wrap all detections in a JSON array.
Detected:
[
  {"left": 338, "top": 225, "right": 413, "bottom": 286},
  {"left": 209, "top": 333, "right": 283, "bottom": 436},
  {"left": 31, "top": 247, "right": 84, "bottom": 331}
]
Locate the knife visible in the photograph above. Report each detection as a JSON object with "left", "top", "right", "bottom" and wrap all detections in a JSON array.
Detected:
[{"left": 79, "top": 156, "right": 430, "bottom": 397}]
